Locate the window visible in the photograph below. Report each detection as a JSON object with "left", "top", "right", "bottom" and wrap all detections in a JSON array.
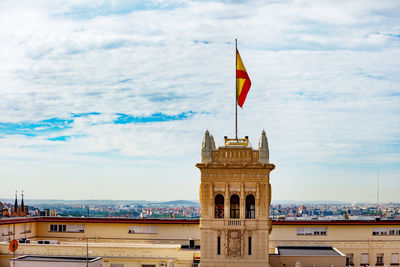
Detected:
[
  {"left": 361, "top": 253, "right": 369, "bottom": 265},
  {"left": 214, "top": 194, "right": 224, "bottom": 219},
  {"left": 26, "top": 224, "right": 31, "bottom": 233},
  {"left": 230, "top": 194, "right": 240, "bottom": 219},
  {"left": 19, "top": 225, "right": 25, "bottom": 234},
  {"left": 248, "top": 237, "right": 252, "bottom": 255},
  {"left": 111, "top": 265, "right": 124, "bottom": 267},
  {"left": 1, "top": 226, "right": 8, "bottom": 236},
  {"left": 346, "top": 254, "right": 354, "bottom": 266},
  {"left": 297, "top": 227, "right": 313, "bottom": 235},
  {"left": 189, "top": 239, "right": 195, "bottom": 248},
  {"left": 49, "top": 224, "right": 66, "bottom": 232},
  {"left": 373, "top": 227, "right": 388, "bottom": 235},
  {"left": 129, "top": 226, "right": 158, "bottom": 234},
  {"left": 297, "top": 227, "right": 326, "bottom": 236},
  {"left": 389, "top": 228, "right": 400, "bottom": 235},
  {"left": 217, "top": 236, "right": 221, "bottom": 255},
  {"left": 142, "top": 265, "right": 156, "bottom": 267},
  {"left": 392, "top": 253, "right": 399, "bottom": 265},
  {"left": 4, "top": 225, "right": 14, "bottom": 235},
  {"left": 313, "top": 227, "right": 327, "bottom": 235},
  {"left": 376, "top": 253, "right": 384, "bottom": 266},
  {"left": 67, "top": 224, "right": 84, "bottom": 232},
  {"left": 9, "top": 225, "right": 14, "bottom": 235},
  {"left": 245, "top": 195, "right": 255, "bottom": 219}
]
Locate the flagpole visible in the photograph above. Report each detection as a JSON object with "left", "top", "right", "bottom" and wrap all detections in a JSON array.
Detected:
[{"left": 235, "top": 38, "right": 238, "bottom": 140}]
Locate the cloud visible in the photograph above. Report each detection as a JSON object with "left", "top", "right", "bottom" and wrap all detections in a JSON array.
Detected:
[{"left": 0, "top": 0, "right": 399, "bottom": 201}]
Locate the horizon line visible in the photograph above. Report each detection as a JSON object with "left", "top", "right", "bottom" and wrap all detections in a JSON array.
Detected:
[{"left": 1, "top": 198, "right": 399, "bottom": 204}]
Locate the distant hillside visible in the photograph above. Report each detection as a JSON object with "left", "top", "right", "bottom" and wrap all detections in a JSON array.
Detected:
[
  {"left": 0, "top": 199, "right": 200, "bottom": 207},
  {"left": 271, "top": 200, "right": 349, "bottom": 205},
  {"left": 2, "top": 198, "right": 398, "bottom": 207}
]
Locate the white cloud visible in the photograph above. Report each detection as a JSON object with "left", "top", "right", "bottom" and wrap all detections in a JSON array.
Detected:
[{"left": 0, "top": 0, "right": 399, "bottom": 201}]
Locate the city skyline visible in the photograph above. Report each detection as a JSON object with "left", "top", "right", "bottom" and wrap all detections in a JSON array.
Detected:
[{"left": 0, "top": 0, "right": 399, "bottom": 202}]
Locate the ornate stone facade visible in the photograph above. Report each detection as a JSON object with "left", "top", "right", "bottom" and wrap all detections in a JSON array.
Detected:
[{"left": 197, "top": 131, "right": 275, "bottom": 267}]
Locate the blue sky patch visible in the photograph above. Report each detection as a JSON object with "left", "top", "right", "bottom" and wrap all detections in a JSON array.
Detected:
[
  {"left": 114, "top": 111, "right": 195, "bottom": 124},
  {"left": 144, "top": 92, "right": 189, "bottom": 102},
  {"left": 0, "top": 118, "right": 73, "bottom": 136},
  {"left": 71, "top": 112, "right": 101, "bottom": 118},
  {"left": 102, "top": 40, "right": 127, "bottom": 50},
  {"left": 118, "top": 79, "right": 132, "bottom": 83},
  {"left": 386, "top": 33, "right": 400, "bottom": 38},
  {"left": 388, "top": 92, "right": 400, "bottom": 97},
  {"left": 47, "top": 136, "right": 70, "bottom": 141},
  {"left": 374, "top": 32, "right": 400, "bottom": 39},
  {"left": 194, "top": 40, "right": 211, "bottom": 44},
  {"left": 47, "top": 134, "right": 85, "bottom": 141},
  {"left": 294, "top": 91, "right": 327, "bottom": 101},
  {"left": 0, "top": 111, "right": 194, "bottom": 137},
  {"left": 61, "top": 1, "right": 185, "bottom": 20}
]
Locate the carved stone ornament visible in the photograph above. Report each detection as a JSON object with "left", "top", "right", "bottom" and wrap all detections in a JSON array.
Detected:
[{"left": 227, "top": 230, "right": 242, "bottom": 256}]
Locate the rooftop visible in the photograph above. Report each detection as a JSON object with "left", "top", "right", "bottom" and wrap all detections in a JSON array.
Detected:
[
  {"left": 276, "top": 246, "right": 342, "bottom": 256},
  {"left": 1, "top": 216, "right": 400, "bottom": 225},
  {"left": 11, "top": 255, "right": 102, "bottom": 263}
]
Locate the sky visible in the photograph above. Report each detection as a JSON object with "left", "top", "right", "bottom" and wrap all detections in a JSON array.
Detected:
[{"left": 0, "top": 0, "right": 399, "bottom": 202}]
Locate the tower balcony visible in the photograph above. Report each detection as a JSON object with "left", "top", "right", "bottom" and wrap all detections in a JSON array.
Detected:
[
  {"left": 227, "top": 219, "right": 242, "bottom": 227},
  {"left": 200, "top": 218, "right": 272, "bottom": 231}
]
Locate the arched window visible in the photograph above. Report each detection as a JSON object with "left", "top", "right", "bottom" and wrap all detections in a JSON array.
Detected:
[
  {"left": 245, "top": 194, "right": 255, "bottom": 219},
  {"left": 214, "top": 194, "right": 224, "bottom": 218},
  {"left": 230, "top": 194, "right": 240, "bottom": 219}
]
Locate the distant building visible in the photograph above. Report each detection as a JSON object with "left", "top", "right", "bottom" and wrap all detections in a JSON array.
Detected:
[{"left": 8, "top": 191, "right": 27, "bottom": 218}]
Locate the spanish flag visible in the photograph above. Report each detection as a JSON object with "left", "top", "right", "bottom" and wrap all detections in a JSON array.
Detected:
[{"left": 236, "top": 49, "right": 251, "bottom": 108}]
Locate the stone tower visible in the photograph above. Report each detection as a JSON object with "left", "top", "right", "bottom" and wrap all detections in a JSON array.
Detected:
[{"left": 196, "top": 131, "right": 275, "bottom": 267}]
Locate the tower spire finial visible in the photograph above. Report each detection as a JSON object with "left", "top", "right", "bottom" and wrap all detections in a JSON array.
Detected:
[
  {"left": 21, "top": 190, "right": 25, "bottom": 213},
  {"left": 14, "top": 190, "right": 18, "bottom": 213},
  {"left": 258, "top": 130, "right": 269, "bottom": 164},
  {"left": 201, "top": 130, "right": 213, "bottom": 163}
]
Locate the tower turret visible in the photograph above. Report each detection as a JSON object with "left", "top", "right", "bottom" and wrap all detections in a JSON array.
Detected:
[
  {"left": 258, "top": 129, "right": 269, "bottom": 164},
  {"left": 201, "top": 130, "right": 215, "bottom": 163},
  {"left": 210, "top": 134, "right": 216, "bottom": 150}
]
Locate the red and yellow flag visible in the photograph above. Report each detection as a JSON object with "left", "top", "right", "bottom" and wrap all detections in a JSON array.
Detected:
[{"left": 236, "top": 49, "right": 251, "bottom": 108}]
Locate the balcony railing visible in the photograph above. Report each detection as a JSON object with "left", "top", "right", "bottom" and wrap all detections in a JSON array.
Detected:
[{"left": 227, "top": 220, "right": 241, "bottom": 226}]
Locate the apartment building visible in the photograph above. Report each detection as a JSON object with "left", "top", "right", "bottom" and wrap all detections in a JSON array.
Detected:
[{"left": 1, "top": 217, "right": 400, "bottom": 267}]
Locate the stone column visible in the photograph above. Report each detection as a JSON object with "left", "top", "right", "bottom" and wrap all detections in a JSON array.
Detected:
[{"left": 240, "top": 182, "right": 245, "bottom": 219}]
